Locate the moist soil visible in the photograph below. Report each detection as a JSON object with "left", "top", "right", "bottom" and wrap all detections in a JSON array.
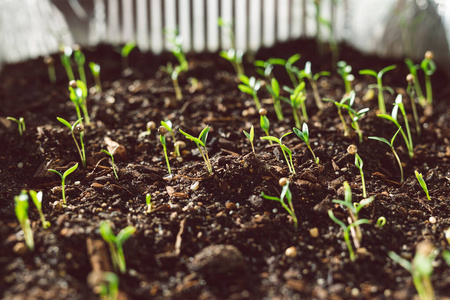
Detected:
[{"left": 1, "top": 39, "right": 449, "bottom": 300}]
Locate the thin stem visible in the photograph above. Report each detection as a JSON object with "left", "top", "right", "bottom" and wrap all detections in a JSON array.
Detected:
[
  {"left": 162, "top": 144, "right": 171, "bottom": 174},
  {"left": 71, "top": 132, "right": 85, "bottom": 168},
  {"left": 360, "top": 168, "right": 367, "bottom": 198},
  {"left": 252, "top": 94, "right": 261, "bottom": 110},
  {"left": 78, "top": 66, "right": 87, "bottom": 87},
  {"left": 94, "top": 75, "right": 102, "bottom": 92},
  {"left": 293, "top": 109, "right": 301, "bottom": 129},
  {"left": 300, "top": 101, "right": 309, "bottom": 122},
  {"left": 307, "top": 145, "right": 318, "bottom": 164},
  {"left": 61, "top": 177, "right": 67, "bottom": 206},
  {"left": 274, "top": 100, "right": 284, "bottom": 121},
  {"left": 173, "top": 77, "right": 182, "bottom": 101},
  {"left": 377, "top": 78, "right": 386, "bottom": 114},
  {"left": 309, "top": 78, "right": 324, "bottom": 110},
  {"left": 391, "top": 148, "right": 404, "bottom": 183},
  {"left": 409, "top": 94, "right": 421, "bottom": 135},
  {"left": 425, "top": 74, "right": 433, "bottom": 106},
  {"left": 338, "top": 107, "right": 349, "bottom": 136},
  {"left": 81, "top": 102, "right": 90, "bottom": 125},
  {"left": 343, "top": 229, "right": 355, "bottom": 261}
]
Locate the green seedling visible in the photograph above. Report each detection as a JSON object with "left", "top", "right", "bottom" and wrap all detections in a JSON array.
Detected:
[
  {"left": 261, "top": 132, "right": 295, "bottom": 174},
  {"left": 265, "top": 77, "right": 284, "bottom": 121},
  {"left": 298, "top": 61, "right": 330, "bottom": 110},
  {"left": 354, "top": 153, "right": 367, "bottom": 198},
  {"left": 44, "top": 56, "right": 56, "bottom": 83},
  {"left": 220, "top": 48, "right": 244, "bottom": 77},
  {"left": 99, "top": 272, "right": 119, "bottom": 300},
  {"left": 268, "top": 54, "right": 302, "bottom": 87},
  {"left": 29, "top": 190, "right": 50, "bottom": 229},
  {"left": 69, "top": 80, "right": 90, "bottom": 125},
  {"left": 293, "top": 123, "right": 319, "bottom": 164},
  {"left": 389, "top": 241, "right": 437, "bottom": 300},
  {"left": 323, "top": 93, "right": 353, "bottom": 137},
  {"left": 59, "top": 45, "right": 75, "bottom": 82},
  {"left": 259, "top": 108, "right": 272, "bottom": 145},
  {"left": 99, "top": 221, "right": 136, "bottom": 273},
  {"left": 57, "top": 117, "right": 86, "bottom": 168},
  {"left": 261, "top": 178, "right": 298, "bottom": 228},
  {"left": 73, "top": 44, "right": 87, "bottom": 86},
  {"left": 14, "top": 190, "right": 34, "bottom": 251},
  {"left": 101, "top": 147, "right": 119, "bottom": 180},
  {"left": 145, "top": 193, "right": 153, "bottom": 214},
  {"left": 48, "top": 163, "right": 78, "bottom": 207},
  {"left": 415, "top": 171, "right": 431, "bottom": 201},
  {"left": 179, "top": 126, "right": 213, "bottom": 174},
  {"left": 6, "top": 117, "right": 25, "bottom": 136},
  {"left": 421, "top": 51, "right": 436, "bottom": 105},
  {"left": 161, "top": 120, "right": 176, "bottom": 143},
  {"left": 158, "top": 126, "right": 171, "bottom": 174},
  {"left": 238, "top": 75, "right": 262, "bottom": 110},
  {"left": 359, "top": 65, "right": 396, "bottom": 114},
  {"left": 243, "top": 125, "right": 255, "bottom": 154},
  {"left": 337, "top": 61, "right": 354, "bottom": 95},
  {"left": 378, "top": 94, "right": 414, "bottom": 158},
  {"left": 376, "top": 216, "right": 386, "bottom": 228},
  {"left": 282, "top": 82, "right": 308, "bottom": 127},
  {"left": 254, "top": 59, "right": 276, "bottom": 81},
  {"left": 89, "top": 62, "right": 102, "bottom": 92},
  {"left": 369, "top": 127, "right": 404, "bottom": 183},
  {"left": 405, "top": 58, "right": 426, "bottom": 106},
  {"left": 406, "top": 74, "right": 421, "bottom": 135},
  {"left": 121, "top": 41, "right": 136, "bottom": 70}
]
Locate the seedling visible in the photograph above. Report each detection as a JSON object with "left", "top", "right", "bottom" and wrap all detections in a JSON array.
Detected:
[
  {"left": 101, "top": 147, "right": 119, "bottom": 180},
  {"left": 99, "top": 221, "right": 136, "bottom": 273},
  {"left": 282, "top": 82, "right": 308, "bottom": 128},
  {"left": 369, "top": 127, "right": 404, "bottom": 183},
  {"left": 161, "top": 120, "right": 177, "bottom": 145},
  {"left": 293, "top": 123, "right": 319, "bottom": 164},
  {"left": 415, "top": 171, "right": 431, "bottom": 201},
  {"left": 298, "top": 61, "right": 330, "bottom": 110},
  {"left": 336, "top": 61, "right": 354, "bottom": 95},
  {"left": 138, "top": 121, "right": 156, "bottom": 139},
  {"left": 98, "top": 272, "right": 119, "bottom": 300},
  {"left": 6, "top": 117, "right": 25, "bottom": 136},
  {"left": 261, "top": 132, "right": 295, "bottom": 174},
  {"left": 14, "top": 190, "right": 34, "bottom": 251},
  {"left": 265, "top": 77, "right": 284, "bottom": 121},
  {"left": 89, "top": 62, "right": 102, "bottom": 92},
  {"left": 268, "top": 54, "right": 302, "bottom": 87},
  {"left": 254, "top": 59, "right": 276, "bottom": 81},
  {"left": 406, "top": 74, "right": 421, "bottom": 135},
  {"left": 69, "top": 80, "right": 90, "bottom": 125},
  {"left": 421, "top": 51, "right": 436, "bottom": 105},
  {"left": 218, "top": 18, "right": 244, "bottom": 76},
  {"left": 161, "top": 32, "right": 188, "bottom": 101},
  {"left": 48, "top": 163, "right": 78, "bottom": 207},
  {"left": 59, "top": 45, "right": 75, "bottom": 82},
  {"left": 405, "top": 58, "right": 426, "bottom": 106},
  {"left": 57, "top": 117, "right": 86, "bottom": 168},
  {"left": 359, "top": 65, "right": 396, "bottom": 114},
  {"left": 389, "top": 241, "right": 437, "bottom": 300},
  {"left": 354, "top": 153, "right": 367, "bottom": 198},
  {"left": 259, "top": 108, "right": 272, "bottom": 145},
  {"left": 179, "top": 126, "right": 213, "bottom": 174},
  {"left": 376, "top": 216, "right": 387, "bottom": 228},
  {"left": 323, "top": 93, "right": 353, "bottom": 137},
  {"left": 72, "top": 44, "right": 87, "bottom": 87},
  {"left": 261, "top": 178, "right": 298, "bottom": 228},
  {"left": 243, "top": 125, "right": 255, "bottom": 154},
  {"left": 44, "top": 56, "right": 56, "bottom": 83},
  {"left": 29, "top": 190, "right": 50, "bottom": 229},
  {"left": 145, "top": 193, "right": 153, "bottom": 213},
  {"left": 121, "top": 41, "right": 136, "bottom": 70},
  {"left": 346, "top": 102, "right": 369, "bottom": 144},
  {"left": 158, "top": 126, "right": 171, "bottom": 174},
  {"left": 238, "top": 75, "right": 262, "bottom": 110}
]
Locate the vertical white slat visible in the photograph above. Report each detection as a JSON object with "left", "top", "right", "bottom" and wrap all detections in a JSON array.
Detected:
[
  {"left": 108, "top": 0, "right": 121, "bottom": 44},
  {"left": 248, "top": 0, "right": 261, "bottom": 51},
  {"left": 319, "top": 0, "right": 331, "bottom": 41},
  {"left": 90, "top": 0, "right": 107, "bottom": 45},
  {"left": 277, "top": 0, "right": 289, "bottom": 41},
  {"left": 164, "top": 0, "right": 177, "bottom": 50},
  {"left": 305, "top": 0, "right": 316, "bottom": 38},
  {"left": 136, "top": 0, "right": 149, "bottom": 50},
  {"left": 192, "top": 0, "right": 205, "bottom": 52},
  {"left": 206, "top": 0, "right": 219, "bottom": 51},
  {"left": 334, "top": 0, "right": 346, "bottom": 42},
  {"left": 151, "top": 0, "right": 164, "bottom": 53},
  {"left": 122, "top": 0, "right": 134, "bottom": 43},
  {"left": 179, "top": 0, "right": 191, "bottom": 52},
  {"left": 291, "top": 0, "right": 302, "bottom": 38},
  {"left": 235, "top": 0, "right": 247, "bottom": 51},
  {"left": 263, "top": 0, "right": 275, "bottom": 47},
  {"left": 220, "top": 0, "right": 233, "bottom": 49}
]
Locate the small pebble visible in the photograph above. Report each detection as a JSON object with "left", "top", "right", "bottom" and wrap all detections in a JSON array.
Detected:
[
  {"left": 309, "top": 227, "right": 319, "bottom": 238},
  {"left": 191, "top": 181, "right": 200, "bottom": 191},
  {"left": 285, "top": 246, "right": 297, "bottom": 258},
  {"left": 13, "top": 242, "right": 27, "bottom": 255},
  {"left": 429, "top": 216, "right": 437, "bottom": 224},
  {"left": 351, "top": 288, "right": 360, "bottom": 297},
  {"left": 17, "top": 162, "right": 23, "bottom": 168}
]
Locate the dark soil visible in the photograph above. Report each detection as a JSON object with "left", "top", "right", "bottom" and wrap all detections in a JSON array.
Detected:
[{"left": 1, "top": 39, "right": 450, "bottom": 300}]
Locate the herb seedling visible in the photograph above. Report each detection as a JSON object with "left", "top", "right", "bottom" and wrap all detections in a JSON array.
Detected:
[
  {"left": 405, "top": 58, "right": 426, "bottom": 106},
  {"left": 145, "top": 193, "right": 153, "bottom": 214},
  {"left": 261, "top": 178, "right": 298, "bottom": 228},
  {"left": 254, "top": 58, "right": 276, "bottom": 81},
  {"left": 354, "top": 153, "right": 367, "bottom": 198},
  {"left": 158, "top": 126, "right": 171, "bottom": 174},
  {"left": 99, "top": 272, "right": 119, "bottom": 300},
  {"left": 161, "top": 120, "right": 177, "bottom": 146},
  {"left": 69, "top": 80, "right": 90, "bottom": 125},
  {"left": 259, "top": 108, "right": 272, "bottom": 145},
  {"left": 121, "top": 41, "right": 136, "bottom": 70},
  {"left": 376, "top": 216, "right": 387, "bottom": 228},
  {"left": 89, "top": 62, "right": 102, "bottom": 92},
  {"left": 415, "top": 171, "right": 431, "bottom": 201},
  {"left": 293, "top": 123, "right": 319, "bottom": 164},
  {"left": 336, "top": 61, "right": 354, "bottom": 95},
  {"left": 14, "top": 190, "right": 34, "bottom": 251},
  {"left": 282, "top": 82, "right": 308, "bottom": 127},
  {"left": 44, "top": 56, "right": 56, "bottom": 83},
  {"left": 59, "top": 45, "right": 75, "bottom": 82},
  {"left": 243, "top": 125, "right": 255, "bottom": 154},
  {"left": 220, "top": 48, "right": 244, "bottom": 77},
  {"left": 29, "top": 190, "right": 50, "bottom": 229},
  {"left": 238, "top": 75, "right": 262, "bottom": 110},
  {"left": 298, "top": 61, "right": 330, "bottom": 110},
  {"left": 72, "top": 44, "right": 87, "bottom": 86},
  {"left": 323, "top": 93, "right": 352, "bottom": 137},
  {"left": 48, "top": 163, "right": 78, "bottom": 207},
  {"left": 265, "top": 77, "right": 284, "bottom": 121},
  {"left": 406, "top": 74, "right": 421, "bottom": 135},
  {"left": 179, "top": 126, "right": 213, "bottom": 174},
  {"left": 261, "top": 132, "right": 295, "bottom": 174},
  {"left": 421, "top": 51, "right": 436, "bottom": 105},
  {"left": 268, "top": 54, "right": 302, "bottom": 87},
  {"left": 6, "top": 117, "right": 25, "bottom": 136},
  {"left": 99, "top": 221, "right": 136, "bottom": 273},
  {"left": 359, "top": 65, "right": 396, "bottom": 114},
  {"left": 101, "top": 147, "right": 119, "bottom": 180},
  {"left": 57, "top": 117, "right": 86, "bottom": 168}
]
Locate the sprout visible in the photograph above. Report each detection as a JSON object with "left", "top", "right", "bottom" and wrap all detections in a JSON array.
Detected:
[
  {"left": 68, "top": 80, "right": 90, "bottom": 125},
  {"left": 48, "top": 163, "right": 78, "bottom": 207},
  {"left": 323, "top": 93, "right": 352, "bottom": 137},
  {"left": 59, "top": 45, "right": 75, "bottom": 82},
  {"left": 421, "top": 51, "right": 436, "bottom": 106},
  {"left": 161, "top": 120, "right": 177, "bottom": 145},
  {"left": 89, "top": 62, "right": 102, "bottom": 92},
  {"left": 138, "top": 121, "right": 156, "bottom": 139},
  {"left": 72, "top": 44, "right": 87, "bottom": 87},
  {"left": 298, "top": 61, "right": 330, "bottom": 110},
  {"left": 145, "top": 193, "right": 153, "bottom": 214},
  {"left": 243, "top": 125, "right": 255, "bottom": 154},
  {"left": 179, "top": 126, "right": 213, "bottom": 174},
  {"left": 264, "top": 54, "right": 301, "bottom": 87},
  {"left": 158, "top": 126, "right": 171, "bottom": 175},
  {"left": 265, "top": 77, "right": 284, "bottom": 121},
  {"left": 261, "top": 132, "right": 295, "bottom": 174},
  {"left": 354, "top": 153, "right": 367, "bottom": 198},
  {"left": 238, "top": 75, "right": 262, "bottom": 110},
  {"left": 14, "top": 190, "right": 34, "bottom": 251},
  {"left": 261, "top": 178, "right": 298, "bottom": 228},
  {"left": 293, "top": 123, "right": 319, "bottom": 164},
  {"left": 259, "top": 108, "right": 272, "bottom": 145},
  {"left": 121, "top": 41, "right": 136, "bottom": 70},
  {"left": 98, "top": 272, "right": 119, "bottom": 300},
  {"left": 376, "top": 216, "right": 386, "bottom": 228},
  {"left": 29, "top": 190, "right": 50, "bottom": 229},
  {"left": 218, "top": 18, "right": 244, "bottom": 76},
  {"left": 174, "top": 141, "right": 186, "bottom": 159},
  {"left": 6, "top": 117, "right": 25, "bottom": 136},
  {"left": 405, "top": 58, "right": 426, "bottom": 106},
  {"left": 57, "top": 117, "right": 86, "bottom": 168},
  {"left": 406, "top": 73, "right": 421, "bottom": 135},
  {"left": 336, "top": 61, "right": 354, "bottom": 95},
  {"left": 415, "top": 171, "right": 431, "bottom": 201},
  {"left": 101, "top": 147, "right": 119, "bottom": 180},
  {"left": 99, "top": 221, "right": 136, "bottom": 273},
  {"left": 282, "top": 82, "right": 308, "bottom": 128},
  {"left": 43, "top": 56, "right": 56, "bottom": 83},
  {"left": 359, "top": 65, "right": 396, "bottom": 114}
]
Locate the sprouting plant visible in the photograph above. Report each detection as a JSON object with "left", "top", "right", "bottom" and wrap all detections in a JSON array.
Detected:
[
  {"left": 336, "top": 61, "right": 354, "bottom": 95},
  {"left": 101, "top": 147, "right": 119, "bottom": 180},
  {"left": 99, "top": 221, "right": 136, "bottom": 273},
  {"left": 121, "top": 41, "right": 136, "bottom": 70},
  {"left": 179, "top": 126, "right": 213, "bottom": 174},
  {"left": 254, "top": 58, "right": 276, "bottom": 81},
  {"left": 48, "top": 163, "right": 78, "bottom": 207},
  {"left": 220, "top": 48, "right": 244, "bottom": 77},
  {"left": 160, "top": 35, "right": 188, "bottom": 101},
  {"left": 421, "top": 51, "right": 436, "bottom": 106},
  {"left": 354, "top": 153, "right": 367, "bottom": 198},
  {"left": 138, "top": 121, "right": 156, "bottom": 139},
  {"left": 298, "top": 61, "right": 330, "bottom": 110},
  {"left": 406, "top": 74, "right": 421, "bottom": 135},
  {"left": 57, "top": 117, "right": 86, "bottom": 168},
  {"left": 6, "top": 117, "right": 25, "bottom": 136},
  {"left": 269, "top": 54, "right": 302, "bottom": 87},
  {"left": 161, "top": 120, "right": 176, "bottom": 144},
  {"left": 389, "top": 241, "right": 437, "bottom": 300},
  {"left": 265, "top": 77, "right": 284, "bottom": 121},
  {"left": 243, "top": 125, "right": 255, "bottom": 154},
  {"left": 99, "top": 272, "right": 119, "bottom": 300},
  {"left": 89, "top": 62, "right": 102, "bottom": 92},
  {"left": 29, "top": 190, "right": 50, "bottom": 229},
  {"left": 405, "top": 58, "right": 426, "bottom": 106},
  {"left": 261, "top": 132, "right": 295, "bottom": 174},
  {"left": 145, "top": 193, "right": 153, "bottom": 214},
  {"left": 376, "top": 216, "right": 387, "bottom": 228},
  {"left": 59, "top": 45, "right": 75, "bottom": 82},
  {"left": 323, "top": 93, "right": 352, "bottom": 137},
  {"left": 282, "top": 82, "right": 308, "bottom": 128},
  {"left": 337, "top": 91, "right": 369, "bottom": 143},
  {"left": 44, "top": 56, "right": 56, "bottom": 83},
  {"left": 259, "top": 108, "right": 272, "bottom": 145},
  {"left": 238, "top": 75, "right": 262, "bottom": 110},
  {"left": 378, "top": 94, "right": 414, "bottom": 158},
  {"left": 261, "top": 178, "right": 298, "bottom": 228},
  {"left": 158, "top": 126, "right": 171, "bottom": 175},
  {"left": 293, "top": 123, "right": 319, "bottom": 164},
  {"left": 369, "top": 127, "right": 404, "bottom": 183},
  {"left": 359, "top": 65, "right": 396, "bottom": 114},
  {"left": 73, "top": 44, "right": 87, "bottom": 87},
  {"left": 14, "top": 190, "right": 34, "bottom": 251},
  {"left": 69, "top": 80, "right": 90, "bottom": 125},
  {"left": 415, "top": 171, "right": 431, "bottom": 201}
]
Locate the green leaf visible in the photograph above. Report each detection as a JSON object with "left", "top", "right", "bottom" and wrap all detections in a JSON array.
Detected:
[
  {"left": 280, "top": 182, "right": 290, "bottom": 202},
  {"left": 89, "top": 62, "right": 100, "bottom": 75},
  {"left": 238, "top": 84, "right": 254, "bottom": 95},
  {"left": 378, "top": 114, "right": 401, "bottom": 128},
  {"left": 121, "top": 41, "right": 136, "bottom": 57},
  {"left": 344, "top": 182, "right": 352, "bottom": 205},
  {"left": 100, "top": 221, "right": 116, "bottom": 243},
  {"left": 414, "top": 171, "right": 430, "bottom": 200},
  {"left": 271, "top": 78, "right": 280, "bottom": 98},
  {"left": 267, "top": 58, "right": 285, "bottom": 65},
  {"left": 63, "top": 163, "right": 78, "bottom": 179},
  {"left": 287, "top": 54, "right": 301, "bottom": 66},
  {"left": 328, "top": 210, "right": 347, "bottom": 231},
  {"left": 179, "top": 129, "right": 204, "bottom": 147},
  {"left": 116, "top": 226, "right": 136, "bottom": 246},
  {"left": 161, "top": 120, "right": 173, "bottom": 133},
  {"left": 57, "top": 117, "right": 73, "bottom": 130},
  {"left": 379, "top": 65, "right": 396, "bottom": 77},
  {"left": 391, "top": 127, "right": 402, "bottom": 145},
  {"left": 359, "top": 69, "right": 377, "bottom": 77},
  {"left": 261, "top": 192, "right": 281, "bottom": 202},
  {"left": 389, "top": 251, "right": 412, "bottom": 272},
  {"left": 332, "top": 199, "right": 354, "bottom": 211},
  {"left": 15, "top": 190, "right": 29, "bottom": 223},
  {"left": 76, "top": 80, "right": 88, "bottom": 98},
  {"left": 260, "top": 136, "right": 280, "bottom": 144},
  {"left": 355, "top": 153, "right": 363, "bottom": 169},
  {"left": 198, "top": 126, "right": 210, "bottom": 145},
  {"left": 293, "top": 127, "right": 307, "bottom": 144},
  {"left": 249, "top": 125, "right": 254, "bottom": 141},
  {"left": 368, "top": 136, "right": 391, "bottom": 147},
  {"left": 280, "top": 144, "right": 292, "bottom": 156},
  {"left": 421, "top": 59, "right": 436, "bottom": 75},
  {"left": 48, "top": 169, "right": 63, "bottom": 178},
  {"left": 260, "top": 115, "right": 270, "bottom": 132},
  {"left": 29, "top": 190, "right": 43, "bottom": 211}
]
